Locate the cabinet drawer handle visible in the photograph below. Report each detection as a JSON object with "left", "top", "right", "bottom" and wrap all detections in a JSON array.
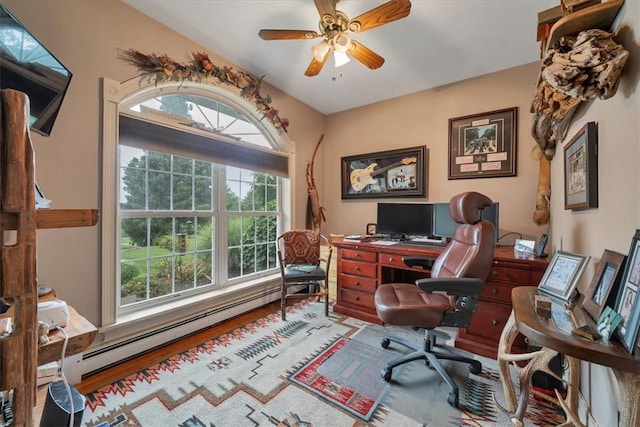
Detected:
[
  {"left": 492, "top": 288, "right": 499, "bottom": 295},
  {"left": 355, "top": 266, "right": 361, "bottom": 271},
  {"left": 355, "top": 253, "right": 360, "bottom": 257},
  {"left": 492, "top": 270, "right": 498, "bottom": 277},
  {"left": 355, "top": 281, "right": 361, "bottom": 287},
  {"left": 491, "top": 319, "right": 499, "bottom": 326},
  {"left": 355, "top": 296, "right": 360, "bottom": 301}
]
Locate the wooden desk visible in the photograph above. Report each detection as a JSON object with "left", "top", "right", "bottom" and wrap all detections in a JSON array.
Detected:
[
  {"left": 496, "top": 286, "right": 640, "bottom": 426},
  {"left": 37, "top": 292, "right": 98, "bottom": 366},
  {"left": 333, "top": 240, "right": 548, "bottom": 358}
]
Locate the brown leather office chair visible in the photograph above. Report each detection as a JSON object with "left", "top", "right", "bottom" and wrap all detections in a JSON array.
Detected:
[
  {"left": 277, "top": 229, "right": 332, "bottom": 321},
  {"left": 374, "top": 191, "right": 496, "bottom": 407}
]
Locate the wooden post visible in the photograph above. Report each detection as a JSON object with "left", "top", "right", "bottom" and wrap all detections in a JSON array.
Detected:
[{"left": 0, "top": 89, "right": 38, "bottom": 426}]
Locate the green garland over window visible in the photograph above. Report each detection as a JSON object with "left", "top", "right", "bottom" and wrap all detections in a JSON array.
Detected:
[{"left": 118, "top": 49, "right": 289, "bottom": 133}]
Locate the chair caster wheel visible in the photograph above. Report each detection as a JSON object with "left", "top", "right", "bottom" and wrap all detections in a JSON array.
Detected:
[
  {"left": 381, "top": 338, "right": 391, "bottom": 349},
  {"left": 381, "top": 367, "right": 392, "bottom": 382},
  {"left": 447, "top": 392, "right": 459, "bottom": 408},
  {"left": 469, "top": 361, "right": 482, "bottom": 375}
]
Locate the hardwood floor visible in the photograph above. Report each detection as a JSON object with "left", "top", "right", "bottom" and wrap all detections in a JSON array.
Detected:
[{"left": 74, "top": 300, "right": 281, "bottom": 395}]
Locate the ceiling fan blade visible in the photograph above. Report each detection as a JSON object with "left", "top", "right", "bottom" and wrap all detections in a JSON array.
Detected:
[
  {"left": 348, "top": 0, "right": 411, "bottom": 33},
  {"left": 314, "top": 0, "right": 337, "bottom": 19},
  {"left": 349, "top": 40, "right": 385, "bottom": 70},
  {"left": 258, "top": 29, "right": 319, "bottom": 40},
  {"left": 304, "top": 50, "right": 330, "bottom": 76}
]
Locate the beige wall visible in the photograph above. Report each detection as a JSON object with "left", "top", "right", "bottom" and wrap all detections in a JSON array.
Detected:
[
  {"left": 321, "top": 62, "right": 549, "bottom": 243},
  {"left": 3, "top": 0, "right": 639, "bottom": 424}
]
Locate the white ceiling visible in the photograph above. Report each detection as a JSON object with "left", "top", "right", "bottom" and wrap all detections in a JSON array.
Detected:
[{"left": 123, "top": 0, "right": 556, "bottom": 115}]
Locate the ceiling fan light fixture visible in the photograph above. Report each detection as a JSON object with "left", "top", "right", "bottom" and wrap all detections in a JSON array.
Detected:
[
  {"left": 334, "top": 50, "right": 350, "bottom": 67},
  {"left": 311, "top": 40, "right": 330, "bottom": 61},
  {"left": 333, "top": 33, "right": 351, "bottom": 53},
  {"left": 259, "top": 0, "right": 412, "bottom": 76}
]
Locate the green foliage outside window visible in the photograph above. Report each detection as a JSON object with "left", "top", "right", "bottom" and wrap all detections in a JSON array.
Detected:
[{"left": 120, "top": 152, "right": 279, "bottom": 306}]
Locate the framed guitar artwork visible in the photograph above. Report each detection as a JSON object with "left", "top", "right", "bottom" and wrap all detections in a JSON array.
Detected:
[{"left": 341, "top": 146, "right": 427, "bottom": 199}]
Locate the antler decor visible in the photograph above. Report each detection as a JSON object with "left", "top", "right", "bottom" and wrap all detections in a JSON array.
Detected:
[
  {"left": 118, "top": 49, "right": 289, "bottom": 133},
  {"left": 530, "top": 29, "right": 628, "bottom": 225}
]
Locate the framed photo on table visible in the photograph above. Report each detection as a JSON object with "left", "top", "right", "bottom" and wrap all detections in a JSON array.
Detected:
[
  {"left": 448, "top": 107, "right": 517, "bottom": 179},
  {"left": 538, "top": 250, "right": 590, "bottom": 302},
  {"left": 582, "top": 249, "right": 626, "bottom": 321},
  {"left": 366, "top": 223, "right": 377, "bottom": 236},
  {"left": 341, "top": 146, "right": 427, "bottom": 199},
  {"left": 614, "top": 229, "right": 640, "bottom": 354},
  {"left": 564, "top": 122, "right": 598, "bottom": 210}
]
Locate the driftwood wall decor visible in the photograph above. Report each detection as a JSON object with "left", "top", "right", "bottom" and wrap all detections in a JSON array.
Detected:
[
  {"left": 118, "top": 49, "right": 290, "bottom": 134},
  {"left": 530, "top": 28, "right": 629, "bottom": 225},
  {"left": 306, "top": 135, "right": 326, "bottom": 232}
]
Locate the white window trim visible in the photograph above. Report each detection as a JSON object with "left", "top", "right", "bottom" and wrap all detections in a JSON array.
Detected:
[{"left": 100, "top": 77, "right": 294, "bottom": 346}]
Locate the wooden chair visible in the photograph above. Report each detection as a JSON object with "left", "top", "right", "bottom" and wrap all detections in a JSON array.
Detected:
[{"left": 277, "top": 230, "right": 332, "bottom": 320}]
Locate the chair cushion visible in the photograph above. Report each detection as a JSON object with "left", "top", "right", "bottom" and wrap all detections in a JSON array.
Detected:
[
  {"left": 374, "top": 283, "right": 452, "bottom": 328},
  {"left": 283, "top": 265, "right": 326, "bottom": 282}
]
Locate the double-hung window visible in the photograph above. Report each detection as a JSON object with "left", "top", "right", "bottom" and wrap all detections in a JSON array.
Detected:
[{"left": 114, "top": 88, "right": 288, "bottom": 315}]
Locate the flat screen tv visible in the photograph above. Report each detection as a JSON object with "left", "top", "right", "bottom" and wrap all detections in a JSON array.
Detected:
[
  {"left": 433, "top": 202, "right": 499, "bottom": 242},
  {"left": 0, "top": 5, "right": 72, "bottom": 136},
  {"left": 376, "top": 202, "right": 434, "bottom": 240}
]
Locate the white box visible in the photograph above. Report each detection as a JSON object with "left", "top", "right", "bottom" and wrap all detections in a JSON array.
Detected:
[{"left": 37, "top": 361, "right": 59, "bottom": 386}]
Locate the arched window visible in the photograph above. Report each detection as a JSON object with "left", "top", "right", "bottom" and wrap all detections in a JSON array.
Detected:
[{"left": 101, "top": 78, "right": 291, "bottom": 326}]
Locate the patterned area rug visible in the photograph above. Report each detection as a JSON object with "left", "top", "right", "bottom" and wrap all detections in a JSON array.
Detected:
[{"left": 83, "top": 300, "right": 565, "bottom": 426}]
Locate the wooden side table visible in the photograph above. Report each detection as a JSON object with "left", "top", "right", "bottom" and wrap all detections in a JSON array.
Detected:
[
  {"left": 37, "top": 292, "right": 98, "bottom": 366},
  {"left": 496, "top": 286, "right": 640, "bottom": 426}
]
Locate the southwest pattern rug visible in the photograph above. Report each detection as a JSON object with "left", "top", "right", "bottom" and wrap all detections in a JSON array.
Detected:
[{"left": 83, "top": 300, "right": 565, "bottom": 426}]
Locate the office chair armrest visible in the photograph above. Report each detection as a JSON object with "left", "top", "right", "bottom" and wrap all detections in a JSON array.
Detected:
[
  {"left": 402, "top": 256, "right": 436, "bottom": 270},
  {"left": 415, "top": 277, "right": 483, "bottom": 296}
]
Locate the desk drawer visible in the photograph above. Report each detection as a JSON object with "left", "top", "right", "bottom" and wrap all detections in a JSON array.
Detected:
[
  {"left": 340, "top": 288, "right": 375, "bottom": 309},
  {"left": 480, "top": 282, "right": 513, "bottom": 304},
  {"left": 340, "top": 274, "right": 377, "bottom": 293},
  {"left": 341, "top": 248, "right": 377, "bottom": 263},
  {"left": 465, "top": 300, "right": 512, "bottom": 343},
  {"left": 379, "top": 252, "right": 414, "bottom": 269},
  {"left": 341, "top": 259, "right": 377, "bottom": 278},
  {"left": 488, "top": 266, "right": 531, "bottom": 285}
]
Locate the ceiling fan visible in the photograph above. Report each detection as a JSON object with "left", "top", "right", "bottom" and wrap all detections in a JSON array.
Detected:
[{"left": 258, "top": 0, "right": 411, "bottom": 77}]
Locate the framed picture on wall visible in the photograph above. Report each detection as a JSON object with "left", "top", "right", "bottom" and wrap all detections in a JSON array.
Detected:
[
  {"left": 564, "top": 122, "right": 598, "bottom": 210},
  {"left": 341, "top": 146, "right": 427, "bottom": 199},
  {"left": 448, "top": 107, "right": 517, "bottom": 179}
]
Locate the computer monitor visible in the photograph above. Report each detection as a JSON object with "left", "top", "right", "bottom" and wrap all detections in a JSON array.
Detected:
[
  {"left": 432, "top": 202, "right": 457, "bottom": 240},
  {"left": 376, "top": 202, "right": 434, "bottom": 240},
  {"left": 433, "top": 202, "right": 499, "bottom": 241}
]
